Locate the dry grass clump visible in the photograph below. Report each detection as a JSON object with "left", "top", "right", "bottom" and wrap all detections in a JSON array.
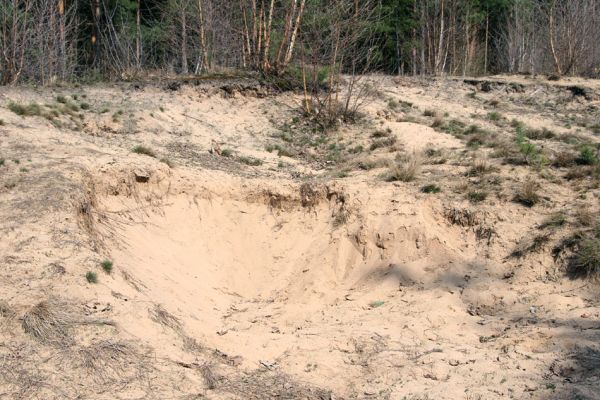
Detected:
[
  {"left": 552, "top": 151, "right": 577, "bottom": 168},
  {"left": 221, "top": 369, "right": 332, "bottom": 400},
  {"left": 68, "top": 340, "right": 148, "bottom": 384},
  {"left": 444, "top": 208, "right": 480, "bottom": 227},
  {"left": 553, "top": 220, "right": 600, "bottom": 281},
  {"left": 466, "top": 159, "right": 497, "bottom": 177},
  {"left": 421, "top": 183, "right": 441, "bottom": 193},
  {"left": 568, "top": 238, "right": 600, "bottom": 281},
  {"left": 539, "top": 212, "right": 567, "bottom": 230},
  {"left": 200, "top": 363, "right": 219, "bottom": 389},
  {"left": 299, "top": 182, "right": 324, "bottom": 208},
  {"left": 21, "top": 300, "right": 74, "bottom": 345},
  {"left": 21, "top": 299, "right": 114, "bottom": 345},
  {"left": 8, "top": 101, "right": 42, "bottom": 116},
  {"left": 511, "top": 233, "right": 552, "bottom": 258},
  {"left": 370, "top": 135, "right": 397, "bottom": 151},
  {"left": 149, "top": 304, "right": 182, "bottom": 333},
  {"left": 467, "top": 190, "right": 488, "bottom": 203},
  {"left": 385, "top": 154, "right": 420, "bottom": 182},
  {"left": 237, "top": 155, "right": 263, "bottom": 166},
  {"left": 525, "top": 127, "right": 556, "bottom": 140},
  {"left": 513, "top": 179, "right": 541, "bottom": 207},
  {"left": 132, "top": 145, "right": 156, "bottom": 157}
]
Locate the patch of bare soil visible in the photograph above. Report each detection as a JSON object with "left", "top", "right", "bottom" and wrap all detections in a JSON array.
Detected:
[{"left": 0, "top": 75, "right": 599, "bottom": 399}]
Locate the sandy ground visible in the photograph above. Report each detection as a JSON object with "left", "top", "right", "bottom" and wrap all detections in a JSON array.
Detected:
[{"left": 0, "top": 74, "right": 599, "bottom": 399}]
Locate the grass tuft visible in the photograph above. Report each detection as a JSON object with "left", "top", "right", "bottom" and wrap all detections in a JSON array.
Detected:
[
  {"left": 86, "top": 271, "right": 98, "bottom": 284},
  {"left": 421, "top": 184, "right": 441, "bottom": 193},
  {"left": 132, "top": 145, "right": 156, "bottom": 157},
  {"left": 385, "top": 155, "right": 420, "bottom": 182},
  {"left": 513, "top": 180, "right": 540, "bottom": 207},
  {"left": 101, "top": 260, "right": 113, "bottom": 274},
  {"left": 568, "top": 238, "right": 600, "bottom": 281}
]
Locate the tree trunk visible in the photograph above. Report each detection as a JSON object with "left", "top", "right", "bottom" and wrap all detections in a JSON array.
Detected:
[
  {"left": 181, "top": 7, "right": 188, "bottom": 74},
  {"left": 58, "top": 0, "right": 66, "bottom": 79},
  {"left": 136, "top": 0, "right": 141, "bottom": 68},
  {"left": 548, "top": 0, "right": 562, "bottom": 75}
]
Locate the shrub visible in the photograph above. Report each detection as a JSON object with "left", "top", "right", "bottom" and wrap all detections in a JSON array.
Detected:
[
  {"left": 371, "top": 129, "right": 391, "bottom": 138},
  {"left": 80, "top": 102, "right": 91, "bottom": 110},
  {"left": 8, "top": 102, "right": 42, "bottom": 116},
  {"left": 439, "top": 119, "right": 467, "bottom": 137},
  {"left": 576, "top": 145, "right": 598, "bottom": 165},
  {"left": 348, "top": 145, "right": 364, "bottom": 154},
  {"left": 56, "top": 95, "right": 68, "bottom": 104},
  {"left": 487, "top": 111, "right": 502, "bottom": 121},
  {"left": 132, "top": 145, "right": 156, "bottom": 157},
  {"left": 86, "top": 271, "right": 98, "bottom": 283},
  {"left": 525, "top": 127, "right": 555, "bottom": 140},
  {"left": 466, "top": 135, "right": 486, "bottom": 148},
  {"left": 160, "top": 157, "right": 173, "bottom": 168},
  {"left": 0, "top": 158, "right": 4, "bottom": 167},
  {"left": 101, "top": 260, "right": 113, "bottom": 274},
  {"left": 387, "top": 99, "right": 399, "bottom": 110},
  {"left": 513, "top": 180, "right": 540, "bottom": 207},
  {"left": 266, "top": 143, "right": 295, "bottom": 158},
  {"left": 237, "top": 156, "right": 262, "bottom": 166},
  {"left": 370, "top": 136, "right": 397, "bottom": 151},
  {"left": 421, "top": 184, "right": 441, "bottom": 193},
  {"left": 431, "top": 115, "right": 444, "bottom": 128},
  {"left": 552, "top": 151, "right": 577, "bottom": 168},
  {"left": 220, "top": 148, "right": 233, "bottom": 157},
  {"left": 467, "top": 190, "right": 487, "bottom": 203}
]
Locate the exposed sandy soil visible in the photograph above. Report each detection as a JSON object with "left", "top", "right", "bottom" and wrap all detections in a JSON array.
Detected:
[{"left": 1, "top": 74, "right": 599, "bottom": 399}]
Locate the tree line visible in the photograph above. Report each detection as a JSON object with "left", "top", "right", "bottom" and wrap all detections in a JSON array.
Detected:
[{"left": 1, "top": 0, "right": 599, "bottom": 85}]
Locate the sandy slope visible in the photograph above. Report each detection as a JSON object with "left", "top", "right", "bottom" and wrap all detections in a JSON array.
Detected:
[{"left": 0, "top": 74, "right": 599, "bottom": 399}]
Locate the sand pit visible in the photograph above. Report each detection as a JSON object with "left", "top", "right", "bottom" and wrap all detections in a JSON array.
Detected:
[{"left": 1, "top": 76, "right": 599, "bottom": 399}]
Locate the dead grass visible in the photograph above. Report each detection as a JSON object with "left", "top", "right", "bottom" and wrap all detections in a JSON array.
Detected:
[
  {"left": 221, "top": 369, "right": 332, "bottom": 400},
  {"left": 513, "top": 179, "right": 541, "bottom": 207},
  {"left": 149, "top": 304, "right": 183, "bottom": 333},
  {"left": 299, "top": 182, "right": 324, "bottom": 209},
  {"left": 370, "top": 135, "right": 397, "bottom": 151},
  {"left": 539, "top": 212, "right": 567, "bottom": 230},
  {"left": 200, "top": 363, "right": 219, "bottom": 389},
  {"left": 568, "top": 238, "right": 600, "bottom": 281},
  {"left": 21, "top": 299, "right": 114, "bottom": 346},
  {"left": 132, "top": 145, "right": 156, "bottom": 157},
  {"left": 64, "top": 340, "right": 150, "bottom": 385},
  {"left": 385, "top": 154, "right": 420, "bottom": 182},
  {"left": 552, "top": 151, "right": 577, "bottom": 168},
  {"left": 466, "top": 159, "right": 497, "bottom": 177},
  {"left": 444, "top": 208, "right": 480, "bottom": 227},
  {"left": 21, "top": 300, "right": 74, "bottom": 345},
  {"left": 467, "top": 190, "right": 488, "bottom": 203},
  {"left": 511, "top": 233, "right": 552, "bottom": 258}
]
